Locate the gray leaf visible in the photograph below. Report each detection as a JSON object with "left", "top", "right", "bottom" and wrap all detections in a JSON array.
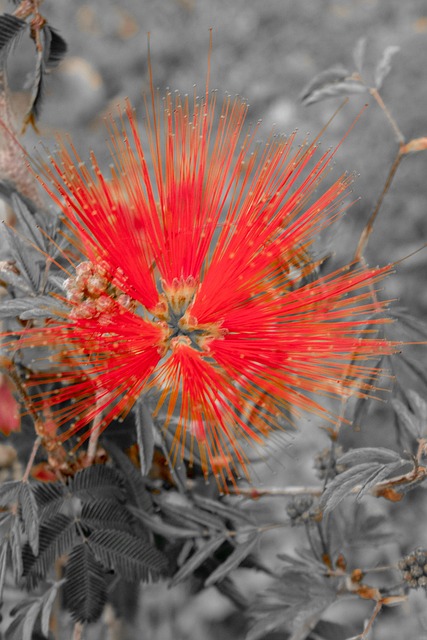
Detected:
[
  {"left": 0, "top": 542, "right": 8, "bottom": 603},
  {"left": 0, "top": 295, "right": 60, "bottom": 319},
  {"left": 11, "top": 193, "right": 45, "bottom": 250},
  {"left": 0, "top": 480, "right": 21, "bottom": 507},
  {"left": 43, "top": 26, "right": 67, "bottom": 68},
  {"left": 41, "top": 580, "right": 65, "bottom": 637},
  {"left": 353, "top": 38, "right": 367, "bottom": 74},
  {"left": 19, "top": 482, "right": 39, "bottom": 556},
  {"left": 375, "top": 45, "right": 400, "bottom": 89},
  {"left": 301, "top": 66, "right": 365, "bottom": 106},
  {"left": 0, "top": 14, "right": 27, "bottom": 56},
  {"left": 134, "top": 401, "right": 155, "bottom": 476},
  {"left": 171, "top": 534, "right": 227, "bottom": 586},
  {"left": 205, "top": 532, "right": 259, "bottom": 587},
  {"left": 337, "top": 447, "right": 404, "bottom": 467},
  {"left": 6, "top": 601, "right": 41, "bottom": 640},
  {"left": 193, "top": 493, "right": 254, "bottom": 525},
  {"left": 131, "top": 506, "right": 202, "bottom": 539},
  {"left": 10, "top": 516, "right": 23, "bottom": 582},
  {"left": 392, "top": 397, "right": 422, "bottom": 439},
  {"left": 246, "top": 610, "right": 290, "bottom": 640}
]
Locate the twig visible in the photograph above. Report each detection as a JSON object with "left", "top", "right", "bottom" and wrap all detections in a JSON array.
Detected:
[
  {"left": 369, "top": 88, "right": 405, "bottom": 145},
  {"left": 226, "top": 485, "right": 323, "bottom": 498},
  {"left": 72, "top": 621, "right": 84, "bottom": 640},
  {"left": 22, "top": 436, "right": 41, "bottom": 482},
  {"left": 359, "top": 600, "right": 383, "bottom": 639},
  {"left": 86, "top": 408, "right": 102, "bottom": 465},
  {"left": 353, "top": 149, "right": 403, "bottom": 263}
]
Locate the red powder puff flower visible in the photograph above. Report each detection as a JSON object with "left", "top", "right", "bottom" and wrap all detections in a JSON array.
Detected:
[{"left": 5, "top": 61, "right": 397, "bottom": 487}]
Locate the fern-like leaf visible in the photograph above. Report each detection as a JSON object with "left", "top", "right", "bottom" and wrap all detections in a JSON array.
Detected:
[
  {"left": 64, "top": 543, "right": 107, "bottom": 623},
  {"left": 19, "top": 482, "right": 39, "bottom": 556},
  {"left": 69, "top": 465, "right": 127, "bottom": 502},
  {"left": 23, "top": 513, "right": 76, "bottom": 589},
  {"left": 0, "top": 480, "right": 21, "bottom": 507},
  {"left": 10, "top": 515, "right": 23, "bottom": 582},
  {"left": 88, "top": 529, "right": 168, "bottom": 582},
  {"left": 104, "top": 440, "right": 153, "bottom": 512},
  {"left": 0, "top": 14, "right": 26, "bottom": 56},
  {"left": 80, "top": 499, "right": 135, "bottom": 534},
  {"left": 43, "top": 25, "right": 67, "bottom": 68},
  {"left": 33, "top": 481, "right": 65, "bottom": 522}
]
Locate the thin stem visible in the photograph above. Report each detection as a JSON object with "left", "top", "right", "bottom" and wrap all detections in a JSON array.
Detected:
[
  {"left": 369, "top": 88, "right": 405, "bottom": 144},
  {"left": 72, "top": 621, "right": 84, "bottom": 640},
  {"left": 359, "top": 600, "right": 383, "bottom": 639},
  {"left": 315, "top": 520, "right": 329, "bottom": 560},
  {"left": 304, "top": 523, "right": 320, "bottom": 561},
  {"left": 22, "top": 436, "right": 41, "bottom": 482},
  {"left": 86, "top": 409, "right": 102, "bottom": 465},
  {"left": 353, "top": 150, "right": 403, "bottom": 263},
  {"left": 226, "top": 485, "right": 323, "bottom": 498}
]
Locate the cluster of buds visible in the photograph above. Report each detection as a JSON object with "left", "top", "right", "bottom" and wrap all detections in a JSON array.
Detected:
[
  {"left": 399, "top": 548, "right": 427, "bottom": 589},
  {"left": 313, "top": 445, "right": 346, "bottom": 480},
  {"left": 286, "top": 495, "right": 314, "bottom": 524},
  {"left": 63, "top": 261, "right": 136, "bottom": 324}
]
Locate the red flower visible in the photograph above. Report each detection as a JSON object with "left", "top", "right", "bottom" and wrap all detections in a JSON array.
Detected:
[{"left": 8, "top": 79, "right": 396, "bottom": 486}]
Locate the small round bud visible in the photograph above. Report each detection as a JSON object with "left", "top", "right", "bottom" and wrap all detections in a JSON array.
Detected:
[
  {"left": 399, "top": 548, "right": 427, "bottom": 590},
  {"left": 313, "top": 445, "right": 346, "bottom": 480},
  {"left": 286, "top": 495, "right": 314, "bottom": 524}
]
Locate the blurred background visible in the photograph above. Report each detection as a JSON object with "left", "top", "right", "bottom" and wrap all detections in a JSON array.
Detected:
[{"left": 1, "top": 1, "right": 427, "bottom": 638}]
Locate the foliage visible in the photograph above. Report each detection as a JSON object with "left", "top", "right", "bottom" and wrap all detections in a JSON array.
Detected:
[{"left": 0, "top": 4, "right": 426, "bottom": 640}]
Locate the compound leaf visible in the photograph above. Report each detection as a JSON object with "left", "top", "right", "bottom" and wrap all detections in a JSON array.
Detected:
[
  {"left": 69, "top": 465, "right": 126, "bottom": 502},
  {"left": 80, "top": 499, "right": 134, "bottom": 534},
  {"left": 104, "top": 439, "right": 153, "bottom": 512},
  {"left": 64, "top": 543, "right": 107, "bottom": 624},
  {"left": 23, "top": 513, "right": 76, "bottom": 589},
  {"left": 88, "top": 529, "right": 168, "bottom": 582},
  {"left": 33, "top": 481, "right": 65, "bottom": 522}
]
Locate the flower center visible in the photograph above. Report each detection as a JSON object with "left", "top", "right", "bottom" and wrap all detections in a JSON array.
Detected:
[{"left": 153, "top": 276, "right": 225, "bottom": 352}]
